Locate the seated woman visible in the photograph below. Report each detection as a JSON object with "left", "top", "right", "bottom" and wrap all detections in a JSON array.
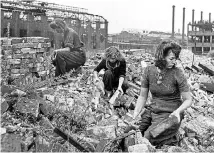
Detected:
[
  {"left": 50, "top": 18, "right": 86, "bottom": 77},
  {"left": 93, "top": 46, "right": 128, "bottom": 97},
  {"left": 129, "top": 40, "right": 193, "bottom": 148}
]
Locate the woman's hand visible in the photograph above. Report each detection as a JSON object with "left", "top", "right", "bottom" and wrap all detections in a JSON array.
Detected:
[{"left": 169, "top": 110, "right": 181, "bottom": 122}]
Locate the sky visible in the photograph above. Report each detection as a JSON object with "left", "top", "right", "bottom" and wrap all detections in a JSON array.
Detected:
[{"left": 43, "top": 0, "right": 214, "bottom": 34}]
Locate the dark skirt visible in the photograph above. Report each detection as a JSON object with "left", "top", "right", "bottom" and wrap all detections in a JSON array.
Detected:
[
  {"left": 124, "top": 109, "right": 182, "bottom": 148},
  {"left": 53, "top": 47, "right": 86, "bottom": 77}
]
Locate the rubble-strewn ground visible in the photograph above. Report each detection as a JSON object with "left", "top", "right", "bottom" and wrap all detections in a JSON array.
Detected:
[{"left": 1, "top": 49, "right": 214, "bottom": 152}]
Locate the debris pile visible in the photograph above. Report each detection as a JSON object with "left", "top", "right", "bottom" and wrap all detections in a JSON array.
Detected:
[{"left": 1, "top": 48, "right": 214, "bottom": 152}]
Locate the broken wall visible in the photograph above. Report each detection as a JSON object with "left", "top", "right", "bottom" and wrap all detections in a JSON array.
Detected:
[{"left": 1, "top": 37, "right": 53, "bottom": 86}]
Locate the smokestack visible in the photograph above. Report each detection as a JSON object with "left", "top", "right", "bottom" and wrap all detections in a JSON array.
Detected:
[
  {"left": 172, "top": 5, "right": 175, "bottom": 38},
  {"left": 182, "top": 7, "right": 185, "bottom": 43},
  {"left": 209, "top": 13, "right": 211, "bottom": 23},
  {"left": 192, "top": 9, "right": 194, "bottom": 31},
  {"left": 201, "top": 11, "right": 203, "bottom": 21}
]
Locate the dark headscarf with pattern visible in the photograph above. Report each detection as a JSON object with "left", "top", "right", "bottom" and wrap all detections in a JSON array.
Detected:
[
  {"left": 155, "top": 40, "right": 182, "bottom": 70},
  {"left": 49, "top": 18, "right": 67, "bottom": 30}
]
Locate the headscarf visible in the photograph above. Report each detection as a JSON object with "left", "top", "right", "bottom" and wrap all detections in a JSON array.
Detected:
[{"left": 49, "top": 18, "right": 67, "bottom": 30}]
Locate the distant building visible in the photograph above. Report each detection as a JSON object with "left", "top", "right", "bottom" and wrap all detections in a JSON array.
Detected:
[
  {"left": 187, "top": 20, "right": 214, "bottom": 55},
  {"left": 108, "top": 29, "right": 161, "bottom": 50}
]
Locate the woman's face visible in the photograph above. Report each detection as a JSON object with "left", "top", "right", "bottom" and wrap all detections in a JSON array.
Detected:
[
  {"left": 165, "top": 50, "right": 176, "bottom": 68},
  {"left": 108, "top": 48, "right": 118, "bottom": 63},
  {"left": 109, "top": 54, "right": 117, "bottom": 63}
]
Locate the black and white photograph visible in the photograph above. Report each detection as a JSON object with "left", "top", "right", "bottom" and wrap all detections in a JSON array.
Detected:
[{"left": 1, "top": 0, "right": 214, "bottom": 152}]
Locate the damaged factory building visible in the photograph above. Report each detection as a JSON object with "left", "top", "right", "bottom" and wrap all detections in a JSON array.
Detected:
[
  {"left": 187, "top": 10, "right": 214, "bottom": 55},
  {"left": 1, "top": 0, "right": 214, "bottom": 153},
  {"left": 1, "top": 0, "right": 108, "bottom": 50}
]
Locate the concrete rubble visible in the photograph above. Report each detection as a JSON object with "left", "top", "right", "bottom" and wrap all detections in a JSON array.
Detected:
[{"left": 1, "top": 37, "right": 214, "bottom": 152}]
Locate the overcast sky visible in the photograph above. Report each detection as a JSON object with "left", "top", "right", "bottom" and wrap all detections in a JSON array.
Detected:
[{"left": 44, "top": 0, "right": 214, "bottom": 34}]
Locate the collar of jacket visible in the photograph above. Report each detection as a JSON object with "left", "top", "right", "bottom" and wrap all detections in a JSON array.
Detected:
[{"left": 106, "top": 60, "right": 120, "bottom": 70}]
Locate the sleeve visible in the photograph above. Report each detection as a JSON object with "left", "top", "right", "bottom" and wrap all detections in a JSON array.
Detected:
[
  {"left": 175, "top": 68, "right": 190, "bottom": 92},
  {"left": 94, "top": 59, "right": 106, "bottom": 73},
  {"left": 64, "top": 31, "right": 74, "bottom": 49},
  {"left": 141, "top": 66, "right": 149, "bottom": 88},
  {"left": 119, "top": 60, "right": 126, "bottom": 78}
]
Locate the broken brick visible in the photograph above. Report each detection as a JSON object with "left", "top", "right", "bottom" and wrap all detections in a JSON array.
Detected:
[
  {"left": 86, "top": 125, "right": 116, "bottom": 139},
  {"left": 1, "top": 134, "right": 21, "bottom": 152},
  {"left": 15, "top": 98, "right": 40, "bottom": 118}
]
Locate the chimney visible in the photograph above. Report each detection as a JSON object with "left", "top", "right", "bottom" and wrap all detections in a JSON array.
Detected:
[
  {"left": 209, "top": 13, "right": 211, "bottom": 23},
  {"left": 182, "top": 7, "right": 185, "bottom": 43},
  {"left": 201, "top": 11, "right": 203, "bottom": 21},
  {"left": 172, "top": 5, "right": 175, "bottom": 38},
  {"left": 192, "top": 9, "right": 194, "bottom": 31}
]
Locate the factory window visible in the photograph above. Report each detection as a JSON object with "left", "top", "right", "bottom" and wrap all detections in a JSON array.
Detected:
[
  {"left": 195, "top": 47, "right": 202, "bottom": 52},
  {"left": 4, "top": 11, "right": 12, "bottom": 19},
  {"left": 34, "top": 15, "right": 41, "bottom": 21},
  {"left": 3, "top": 28, "right": 13, "bottom": 37},
  {"left": 204, "top": 36, "right": 210, "bottom": 43},
  {"left": 33, "top": 30, "right": 41, "bottom": 36},
  {"left": 100, "top": 24, "right": 105, "bottom": 29},
  {"left": 92, "top": 24, "right": 96, "bottom": 29},
  {"left": 204, "top": 47, "right": 210, "bottom": 53},
  {"left": 71, "top": 20, "right": 76, "bottom": 25},
  {"left": 19, "top": 12, "right": 27, "bottom": 21},
  {"left": 20, "top": 29, "right": 27, "bottom": 37}
]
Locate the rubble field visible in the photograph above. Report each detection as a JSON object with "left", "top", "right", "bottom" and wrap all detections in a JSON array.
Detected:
[{"left": 1, "top": 47, "right": 214, "bottom": 152}]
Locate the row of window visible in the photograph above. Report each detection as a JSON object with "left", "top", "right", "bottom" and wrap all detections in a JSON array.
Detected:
[
  {"left": 2, "top": 28, "right": 41, "bottom": 37},
  {"left": 3, "top": 12, "right": 42, "bottom": 21}
]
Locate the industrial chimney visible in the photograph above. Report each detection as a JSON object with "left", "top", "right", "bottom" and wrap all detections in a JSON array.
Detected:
[
  {"left": 201, "top": 11, "right": 203, "bottom": 21},
  {"left": 192, "top": 9, "right": 194, "bottom": 31},
  {"left": 172, "top": 5, "right": 175, "bottom": 38},
  {"left": 209, "top": 13, "right": 211, "bottom": 23},
  {"left": 182, "top": 7, "right": 185, "bottom": 43}
]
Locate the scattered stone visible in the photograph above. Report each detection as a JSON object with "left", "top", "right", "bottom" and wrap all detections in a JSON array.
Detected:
[
  {"left": 1, "top": 133, "right": 22, "bottom": 152},
  {"left": 128, "top": 143, "right": 156, "bottom": 152},
  {"left": 86, "top": 125, "right": 116, "bottom": 139},
  {"left": 1, "top": 99, "right": 9, "bottom": 114},
  {"left": 15, "top": 98, "right": 40, "bottom": 118}
]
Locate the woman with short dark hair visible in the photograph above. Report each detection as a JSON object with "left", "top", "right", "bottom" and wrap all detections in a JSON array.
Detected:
[
  {"left": 129, "top": 40, "right": 192, "bottom": 148},
  {"left": 50, "top": 18, "right": 86, "bottom": 77}
]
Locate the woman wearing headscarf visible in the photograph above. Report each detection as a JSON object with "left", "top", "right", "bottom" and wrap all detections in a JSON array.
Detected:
[
  {"left": 50, "top": 18, "right": 86, "bottom": 77},
  {"left": 93, "top": 46, "right": 128, "bottom": 97},
  {"left": 125, "top": 40, "right": 192, "bottom": 149}
]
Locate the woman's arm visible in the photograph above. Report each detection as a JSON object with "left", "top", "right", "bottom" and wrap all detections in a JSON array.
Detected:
[
  {"left": 133, "top": 87, "right": 149, "bottom": 119},
  {"left": 118, "top": 77, "right": 124, "bottom": 88},
  {"left": 93, "top": 59, "right": 106, "bottom": 81},
  {"left": 176, "top": 92, "right": 193, "bottom": 113},
  {"left": 170, "top": 68, "right": 193, "bottom": 121}
]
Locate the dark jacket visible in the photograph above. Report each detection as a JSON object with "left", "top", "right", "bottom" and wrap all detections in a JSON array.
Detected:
[{"left": 94, "top": 59, "right": 126, "bottom": 79}]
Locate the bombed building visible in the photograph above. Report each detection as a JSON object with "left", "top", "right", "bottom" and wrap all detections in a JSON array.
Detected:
[
  {"left": 187, "top": 10, "right": 214, "bottom": 55},
  {"left": 1, "top": 0, "right": 108, "bottom": 50}
]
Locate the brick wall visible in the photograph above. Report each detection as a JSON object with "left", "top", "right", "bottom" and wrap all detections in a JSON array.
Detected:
[{"left": 1, "top": 37, "right": 53, "bottom": 86}]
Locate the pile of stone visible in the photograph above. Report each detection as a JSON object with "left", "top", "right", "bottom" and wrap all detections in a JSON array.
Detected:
[
  {"left": 1, "top": 49, "right": 214, "bottom": 152},
  {"left": 1, "top": 37, "right": 53, "bottom": 86}
]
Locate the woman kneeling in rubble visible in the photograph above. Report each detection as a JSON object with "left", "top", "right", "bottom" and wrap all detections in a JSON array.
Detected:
[
  {"left": 129, "top": 40, "right": 193, "bottom": 148},
  {"left": 50, "top": 18, "right": 86, "bottom": 77},
  {"left": 93, "top": 46, "right": 128, "bottom": 97}
]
